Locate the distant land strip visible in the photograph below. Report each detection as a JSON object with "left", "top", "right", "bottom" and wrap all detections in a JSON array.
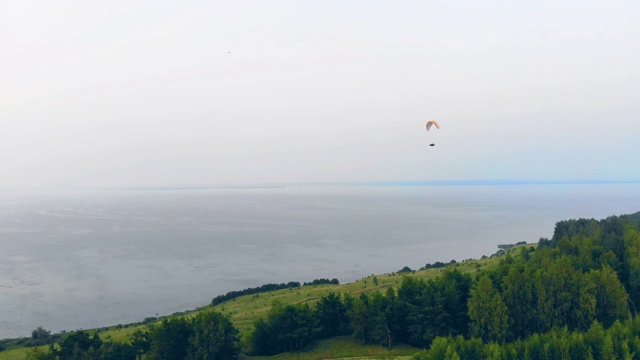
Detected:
[{"left": 119, "top": 179, "right": 640, "bottom": 191}]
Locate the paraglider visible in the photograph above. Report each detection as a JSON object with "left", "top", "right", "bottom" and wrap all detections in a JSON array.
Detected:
[{"left": 426, "top": 120, "right": 439, "bottom": 146}]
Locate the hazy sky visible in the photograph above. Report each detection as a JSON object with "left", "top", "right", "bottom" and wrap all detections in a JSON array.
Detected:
[{"left": 1, "top": 1, "right": 639, "bottom": 190}]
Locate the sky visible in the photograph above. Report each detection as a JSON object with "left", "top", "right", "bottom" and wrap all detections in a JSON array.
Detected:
[{"left": 1, "top": 0, "right": 639, "bottom": 190}]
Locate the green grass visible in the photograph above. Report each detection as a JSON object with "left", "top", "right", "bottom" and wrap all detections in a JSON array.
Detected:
[
  {"left": 0, "top": 244, "right": 534, "bottom": 360},
  {"left": 0, "top": 348, "right": 28, "bottom": 360}
]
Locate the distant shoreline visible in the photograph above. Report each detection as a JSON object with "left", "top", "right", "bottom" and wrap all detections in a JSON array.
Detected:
[{"left": 120, "top": 179, "right": 640, "bottom": 191}]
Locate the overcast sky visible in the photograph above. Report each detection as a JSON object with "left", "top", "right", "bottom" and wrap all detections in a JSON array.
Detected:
[{"left": 1, "top": 1, "right": 638, "bottom": 190}]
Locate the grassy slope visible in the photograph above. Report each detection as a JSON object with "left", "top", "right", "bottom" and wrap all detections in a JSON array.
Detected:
[{"left": 0, "top": 245, "right": 531, "bottom": 360}]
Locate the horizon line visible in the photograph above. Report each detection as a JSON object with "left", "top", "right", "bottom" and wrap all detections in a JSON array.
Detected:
[{"left": 118, "top": 179, "right": 640, "bottom": 191}]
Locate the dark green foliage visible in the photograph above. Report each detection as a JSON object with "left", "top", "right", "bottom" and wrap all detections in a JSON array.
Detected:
[
  {"left": 130, "top": 329, "right": 151, "bottom": 358},
  {"left": 142, "top": 316, "right": 158, "bottom": 324},
  {"left": 412, "top": 211, "right": 640, "bottom": 358},
  {"left": 247, "top": 267, "right": 473, "bottom": 355},
  {"left": 396, "top": 270, "right": 471, "bottom": 347},
  {"left": 545, "top": 213, "right": 640, "bottom": 311},
  {"left": 249, "top": 302, "right": 318, "bottom": 355},
  {"left": 536, "top": 256, "right": 596, "bottom": 332},
  {"left": 421, "top": 260, "right": 456, "bottom": 270},
  {"left": 502, "top": 264, "right": 538, "bottom": 338},
  {"left": 315, "top": 292, "right": 350, "bottom": 339},
  {"left": 413, "top": 211, "right": 639, "bottom": 352},
  {"left": 30, "top": 312, "right": 239, "bottom": 360},
  {"left": 303, "top": 278, "right": 339, "bottom": 286},
  {"left": 547, "top": 218, "right": 602, "bottom": 247},
  {"left": 31, "top": 327, "right": 50, "bottom": 341},
  {"left": 188, "top": 311, "right": 240, "bottom": 360},
  {"left": 145, "top": 311, "right": 240, "bottom": 359},
  {"left": 468, "top": 276, "right": 509, "bottom": 343},
  {"left": 275, "top": 304, "right": 317, "bottom": 352},
  {"left": 249, "top": 318, "right": 272, "bottom": 355},
  {"left": 368, "top": 288, "right": 401, "bottom": 348},
  {"left": 588, "top": 265, "right": 630, "bottom": 327},
  {"left": 414, "top": 319, "right": 640, "bottom": 360},
  {"left": 148, "top": 318, "right": 192, "bottom": 359},
  {"left": 33, "top": 330, "right": 110, "bottom": 360},
  {"left": 495, "top": 212, "right": 640, "bottom": 339},
  {"left": 95, "top": 342, "right": 138, "bottom": 360},
  {"left": 57, "top": 330, "right": 103, "bottom": 359},
  {"left": 0, "top": 327, "right": 62, "bottom": 349},
  {"left": 348, "top": 294, "right": 370, "bottom": 345}
]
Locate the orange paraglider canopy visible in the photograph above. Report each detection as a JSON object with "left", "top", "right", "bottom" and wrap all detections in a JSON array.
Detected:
[{"left": 425, "top": 120, "right": 439, "bottom": 131}]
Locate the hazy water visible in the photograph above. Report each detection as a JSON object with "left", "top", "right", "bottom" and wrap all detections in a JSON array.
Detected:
[{"left": 0, "top": 183, "right": 639, "bottom": 338}]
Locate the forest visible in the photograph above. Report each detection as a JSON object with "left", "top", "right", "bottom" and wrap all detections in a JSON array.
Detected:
[{"left": 16, "top": 211, "right": 640, "bottom": 359}]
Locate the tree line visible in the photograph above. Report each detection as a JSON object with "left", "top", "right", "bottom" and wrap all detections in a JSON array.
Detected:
[
  {"left": 415, "top": 319, "right": 640, "bottom": 360},
  {"left": 28, "top": 311, "right": 239, "bottom": 360},
  {"left": 245, "top": 269, "right": 472, "bottom": 355},
  {"left": 211, "top": 281, "right": 301, "bottom": 306},
  {"left": 211, "top": 278, "right": 339, "bottom": 306}
]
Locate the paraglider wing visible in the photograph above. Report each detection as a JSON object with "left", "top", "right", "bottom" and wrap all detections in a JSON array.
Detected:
[{"left": 425, "top": 120, "right": 440, "bottom": 131}]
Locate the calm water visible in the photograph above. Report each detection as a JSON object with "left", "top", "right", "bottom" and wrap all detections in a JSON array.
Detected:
[{"left": 0, "top": 183, "right": 638, "bottom": 338}]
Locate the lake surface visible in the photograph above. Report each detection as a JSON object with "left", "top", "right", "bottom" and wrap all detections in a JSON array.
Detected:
[{"left": 1, "top": 183, "right": 639, "bottom": 338}]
